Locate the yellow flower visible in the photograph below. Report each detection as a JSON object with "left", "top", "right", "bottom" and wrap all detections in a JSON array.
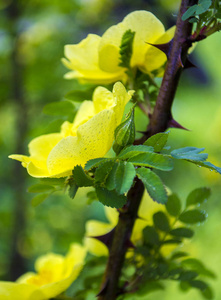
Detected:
[
  {"left": 0, "top": 244, "right": 86, "bottom": 300},
  {"left": 62, "top": 11, "right": 175, "bottom": 84},
  {"left": 84, "top": 191, "right": 165, "bottom": 256},
  {"left": 9, "top": 82, "right": 133, "bottom": 178}
]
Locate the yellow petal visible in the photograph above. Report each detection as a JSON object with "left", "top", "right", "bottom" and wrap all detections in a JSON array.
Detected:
[
  {"left": 143, "top": 25, "right": 176, "bottom": 72},
  {"left": 104, "top": 206, "right": 118, "bottom": 226},
  {"left": 0, "top": 282, "right": 45, "bottom": 300},
  {"left": 47, "top": 109, "right": 115, "bottom": 174},
  {"left": 99, "top": 11, "right": 165, "bottom": 72},
  {"left": 84, "top": 220, "right": 113, "bottom": 256},
  {"left": 64, "top": 244, "right": 87, "bottom": 277},
  {"left": 63, "top": 34, "right": 126, "bottom": 84}
]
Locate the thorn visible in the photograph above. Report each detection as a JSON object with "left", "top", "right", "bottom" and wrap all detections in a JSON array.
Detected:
[
  {"left": 96, "top": 279, "right": 109, "bottom": 297},
  {"left": 178, "top": 53, "right": 184, "bottom": 68},
  {"left": 146, "top": 39, "right": 173, "bottom": 58},
  {"left": 89, "top": 229, "right": 115, "bottom": 251},
  {"left": 184, "top": 58, "right": 197, "bottom": 69},
  {"left": 168, "top": 119, "right": 189, "bottom": 131}
]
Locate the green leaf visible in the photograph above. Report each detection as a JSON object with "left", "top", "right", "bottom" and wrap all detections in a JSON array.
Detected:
[
  {"left": 95, "top": 187, "right": 127, "bottom": 208},
  {"left": 129, "top": 152, "right": 173, "bottom": 171},
  {"left": 179, "top": 209, "right": 206, "bottom": 224},
  {"left": 196, "top": 0, "right": 212, "bottom": 14},
  {"left": 137, "top": 281, "right": 164, "bottom": 296},
  {"left": 181, "top": 258, "right": 216, "bottom": 278},
  {"left": 143, "top": 226, "right": 160, "bottom": 245},
  {"left": 153, "top": 211, "right": 170, "bottom": 232},
  {"left": 144, "top": 132, "right": 169, "bottom": 152},
  {"left": 166, "top": 193, "right": 182, "bottom": 216},
  {"left": 85, "top": 158, "right": 109, "bottom": 171},
  {"left": 94, "top": 160, "right": 115, "bottom": 184},
  {"left": 105, "top": 163, "right": 118, "bottom": 191},
  {"left": 119, "top": 29, "right": 135, "bottom": 69},
  {"left": 114, "top": 161, "right": 136, "bottom": 194},
  {"left": 170, "top": 251, "right": 189, "bottom": 260},
  {"left": 202, "top": 285, "right": 214, "bottom": 300},
  {"left": 118, "top": 145, "right": 154, "bottom": 160},
  {"left": 171, "top": 147, "right": 208, "bottom": 162},
  {"left": 43, "top": 100, "right": 75, "bottom": 116},
  {"left": 31, "top": 193, "right": 49, "bottom": 207},
  {"left": 28, "top": 184, "right": 55, "bottom": 193},
  {"left": 189, "top": 280, "right": 208, "bottom": 291},
  {"left": 170, "top": 227, "right": 194, "bottom": 238},
  {"left": 186, "top": 187, "right": 211, "bottom": 207},
  {"left": 136, "top": 167, "right": 167, "bottom": 204},
  {"left": 179, "top": 270, "right": 198, "bottom": 281},
  {"left": 182, "top": 5, "right": 198, "bottom": 20},
  {"left": 40, "top": 178, "right": 65, "bottom": 186},
  {"left": 68, "top": 183, "right": 78, "bottom": 199},
  {"left": 194, "top": 161, "right": 221, "bottom": 174},
  {"left": 114, "top": 108, "right": 135, "bottom": 154},
  {"left": 72, "top": 165, "right": 93, "bottom": 187}
]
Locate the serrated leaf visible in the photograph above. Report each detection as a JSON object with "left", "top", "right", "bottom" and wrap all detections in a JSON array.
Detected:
[
  {"left": 94, "top": 160, "right": 115, "bottom": 184},
  {"left": 179, "top": 209, "right": 206, "bottom": 224},
  {"left": 31, "top": 193, "right": 49, "bottom": 207},
  {"left": 84, "top": 158, "right": 109, "bottom": 171},
  {"left": 72, "top": 165, "right": 93, "bottom": 187},
  {"left": 129, "top": 152, "right": 173, "bottom": 171},
  {"left": 144, "top": 132, "right": 169, "bottom": 152},
  {"left": 179, "top": 271, "right": 198, "bottom": 281},
  {"left": 118, "top": 145, "right": 154, "bottom": 160},
  {"left": 143, "top": 226, "right": 160, "bottom": 245},
  {"left": 136, "top": 167, "right": 167, "bottom": 204},
  {"left": 119, "top": 29, "right": 135, "bottom": 69},
  {"left": 105, "top": 163, "right": 118, "bottom": 191},
  {"left": 170, "top": 227, "right": 194, "bottom": 238},
  {"left": 171, "top": 147, "right": 208, "bottom": 162},
  {"left": 166, "top": 193, "right": 182, "bottom": 216},
  {"left": 28, "top": 184, "right": 55, "bottom": 193},
  {"left": 114, "top": 161, "right": 136, "bottom": 194},
  {"left": 186, "top": 187, "right": 211, "bottom": 207},
  {"left": 182, "top": 5, "right": 198, "bottom": 20},
  {"left": 194, "top": 161, "right": 221, "bottom": 174},
  {"left": 181, "top": 258, "right": 216, "bottom": 278},
  {"left": 95, "top": 187, "right": 127, "bottom": 208},
  {"left": 68, "top": 183, "right": 78, "bottom": 199},
  {"left": 43, "top": 100, "right": 75, "bottom": 116},
  {"left": 153, "top": 211, "right": 170, "bottom": 232}
]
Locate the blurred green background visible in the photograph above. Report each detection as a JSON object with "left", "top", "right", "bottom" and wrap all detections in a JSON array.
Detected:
[{"left": 0, "top": 0, "right": 221, "bottom": 298}]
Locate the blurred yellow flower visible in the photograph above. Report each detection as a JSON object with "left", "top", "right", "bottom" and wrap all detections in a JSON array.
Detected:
[
  {"left": 84, "top": 191, "right": 165, "bottom": 256},
  {"left": 62, "top": 11, "right": 175, "bottom": 84},
  {"left": 0, "top": 244, "right": 86, "bottom": 300},
  {"left": 9, "top": 82, "right": 133, "bottom": 178}
]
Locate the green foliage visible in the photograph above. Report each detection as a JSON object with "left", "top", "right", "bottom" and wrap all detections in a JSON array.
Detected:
[
  {"left": 117, "top": 145, "right": 154, "bottom": 160},
  {"left": 114, "top": 161, "right": 136, "bottom": 194},
  {"left": 113, "top": 108, "right": 135, "bottom": 154},
  {"left": 186, "top": 187, "right": 211, "bottom": 207},
  {"left": 171, "top": 147, "right": 208, "bottom": 161},
  {"left": 153, "top": 211, "right": 170, "bottom": 232},
  {"left": 31, "top": 193, "right": 49, "bottom": 207},
  {"left": 179, "top": 209, "right": 207, "bottom": 224},
  {"left": 144, "top": 131, "right": 169, "bottom": 152},
  {"left": 182, "top": 1, "right": 212, "bottom": 21},
  {"left": 166, "top": 194, "right": 182, "bottom": 216},
  {"left": 119, "top": 29, "right": 135, "bottom": 69},
  {"left": 95, "top": 187, "right": 127, "bottom": 208},
  {"left": 72, "top": 165, "right": 94, "bottom": 187},
  {"left": 136, "top": 167, "right": 167, "bottom": 204}
]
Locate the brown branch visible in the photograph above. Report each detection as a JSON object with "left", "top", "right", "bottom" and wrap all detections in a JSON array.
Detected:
[{"left": 98, "top": 1, "right": 197, "bottom": 299}]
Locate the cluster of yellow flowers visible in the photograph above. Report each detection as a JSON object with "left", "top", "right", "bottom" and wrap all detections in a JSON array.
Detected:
[{"left": 6, "top": 10, "right": 174, "bottom": 300}]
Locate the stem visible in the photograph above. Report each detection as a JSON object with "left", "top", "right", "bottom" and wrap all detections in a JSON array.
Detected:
[
  {"left": 98, "top": 1, "right": 197, "bottom": 298},
  {"left": 148, "top": 0, "right": 197, "bottom": 135}
]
